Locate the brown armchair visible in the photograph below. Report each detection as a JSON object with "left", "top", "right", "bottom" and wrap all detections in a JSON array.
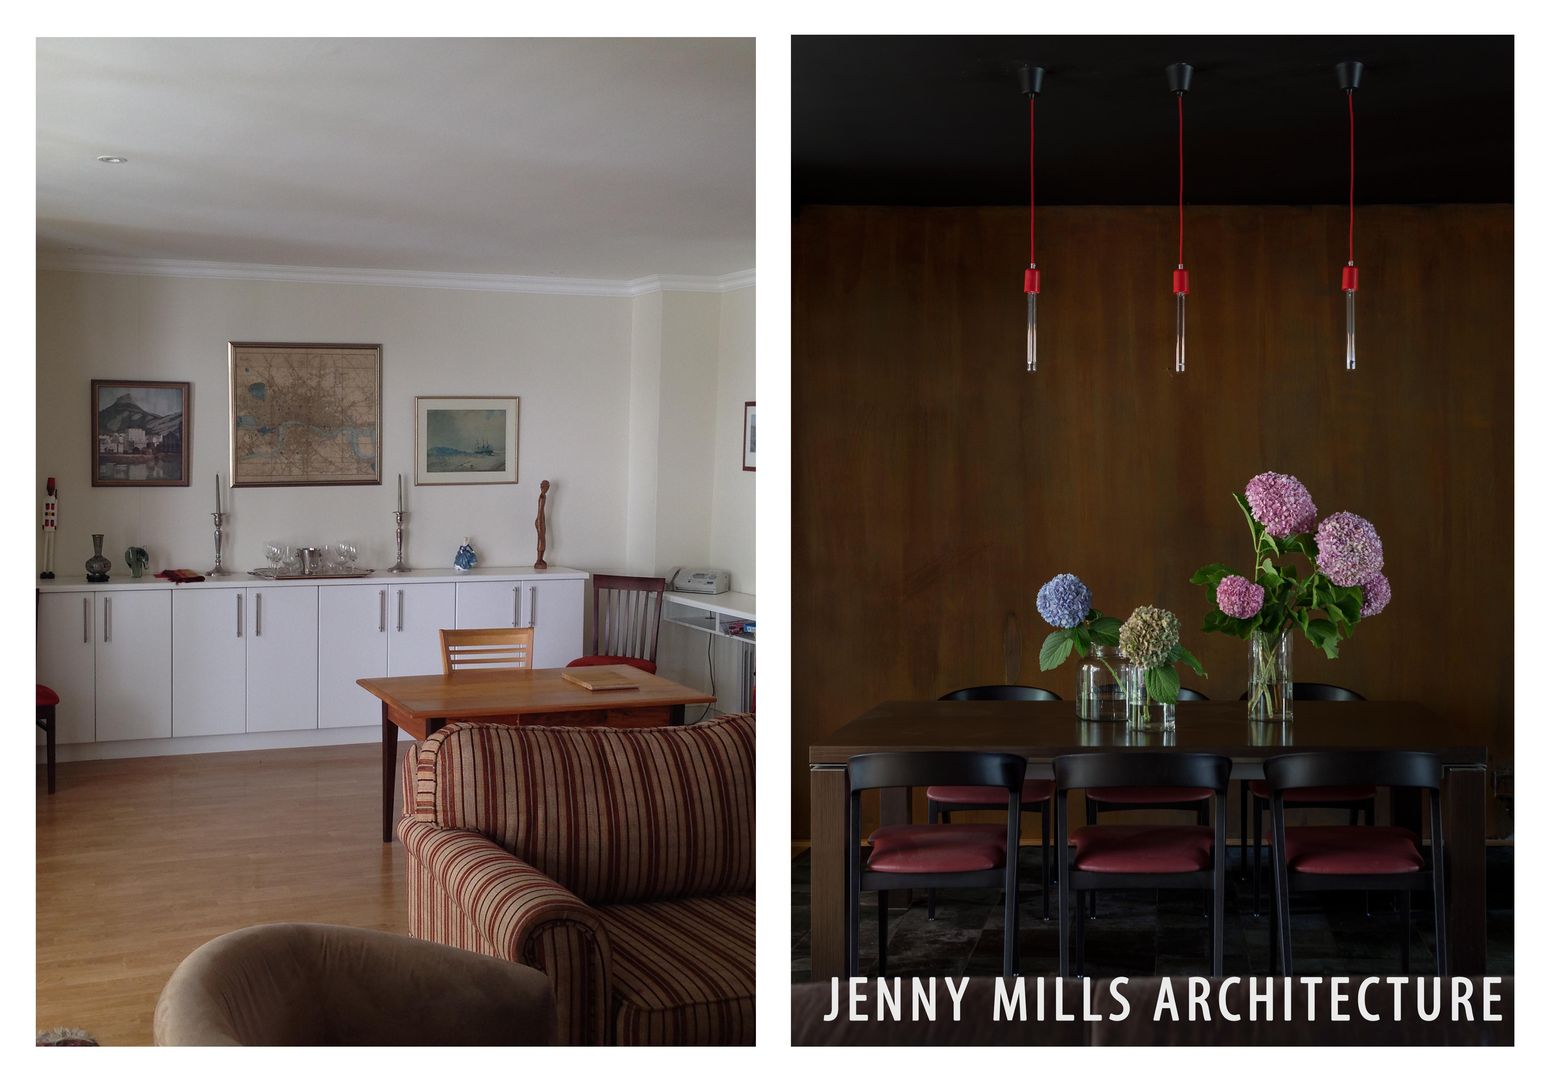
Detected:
[{"left": 398, "top": 712, "right": 755, "bottom": 1045}]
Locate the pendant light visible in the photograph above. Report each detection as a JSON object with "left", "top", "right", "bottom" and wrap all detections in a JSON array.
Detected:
[
  {"left": 1337, "top": 60, "right": 1364, "bottom": 371},
  {"left": 1020, "top": 65, "right": 1045, "bottom": 374},
  {"left": 1167, "top": 63, "right": 1193, "bottom": 373}
]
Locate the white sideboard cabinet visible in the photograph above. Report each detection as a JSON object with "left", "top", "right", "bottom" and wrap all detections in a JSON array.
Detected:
[{"left": 37, "top": 567, "right": 587, "bottom": 758}]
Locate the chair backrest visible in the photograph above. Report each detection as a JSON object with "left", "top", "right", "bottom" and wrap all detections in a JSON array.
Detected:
[
  {"left": 1053, "top": 751, "right": 1232, "bottom": 794},
  {"left": 1262, "top": 750, "right": 1442, "bottom": 793},
  {"left": 1176, "top": 687, "right": 1209, "bottom": 702},
  {"left": 847, "top": 750, "right": 1028, "bottom": 794},
  {"left": 589, "top": 574, "right": 667, "bottom": 663},
  {"left": 940, "top": 685, "right": 1061, "bottom": 702},
  {"left": 439, "top": 627, "right": 534, "bottom": 675},
  {"left": 1294, "top": 683, "right": 1366, "bottom": 702}
]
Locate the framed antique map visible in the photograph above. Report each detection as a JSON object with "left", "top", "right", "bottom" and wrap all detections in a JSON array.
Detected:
[{"left": 228, "top": 342, "right": 382, "bottom": 487}]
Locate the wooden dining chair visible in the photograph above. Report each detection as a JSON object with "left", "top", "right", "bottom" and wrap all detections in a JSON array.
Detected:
[
  {"left": 927, "top": 685, "right": 1058, "bottom": 920},
  {"left": 1056, "top": 751, "right": 1231, "bottom": 978},
  {"left": 567, "top": 574, "right": 666, "bottom": 674},
  {"left": 439, "top": 627, "right": 535, "bottom": 675},
  {"left": 1264, "top": 750, "right": 1447, "bottom": 976},
  {"left": 1243, "top": 683, "right": 1374, "bottom": 915},
  {"left": 36, "top": 684, "right": 59, "bottom": 794},
  {"left": 850, "top": 750, "right": 1026, "bottom": 978}
]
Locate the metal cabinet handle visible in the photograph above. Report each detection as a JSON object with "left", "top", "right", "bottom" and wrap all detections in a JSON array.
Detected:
[
  {"left": 528, "top": 585, "right": 537, "bottom": 628},
  {"left": 83, "top": 596, "right": 90, "bottom": 643},
  {"left": 237, "top": 592, "right": 244, "bottom": 638},
  {"left": 397, "top": 589, "right": 404, "bottom": 632},
  {"left": 379, "top": 589, "right": 387, "bottom": 633},
  {"left": 255, "top": 592, "right": 263, "bottom": 637},
  {"left": 513, "top": 586, "right": 521, "bottom": 628},
  {"left": 104, "top": 597, "right": 111, "bottom": 643}
]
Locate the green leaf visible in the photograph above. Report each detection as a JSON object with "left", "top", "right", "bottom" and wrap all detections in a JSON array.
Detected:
[
  {"left": 1170, "top": 643, "right": 1206, "bottom": 678},
  {"left": 1146, "top": 664, "right": 1180, "bottom": 704},
  {"left": 1234, "top": 492, "right": 1261, "bottom": 551},
  {"left": 1190, "top": 562, "right": 1237, "bottom": 586},
  {"left": 1038, "top": 630, "right": 1076, "bottom": 672},
  {"left": 1089, "top": 617, "right": 1121, "bottom": 645}
]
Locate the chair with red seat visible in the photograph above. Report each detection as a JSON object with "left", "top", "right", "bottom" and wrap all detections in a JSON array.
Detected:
[
  {"left": 926, "top": 685, "right": 1058, "bottom": 920},
  {"left": 566, "top": 573, "right": 665, "bottom": 675},
  {"left": 36, "top": 684, "right": 58, "bottom": 794},
  {"left": 1055, "top": 751, "right": 1231, "bottom": 978},
  {"left": 849, "top": 750, "right": 1026, "bottom": 978},
  {"left": 1243, "top": 683, "right": 1374, "bottom": 914},
  {"left": 1264, "top": 750, "right": 1447, "bottom": 976}
]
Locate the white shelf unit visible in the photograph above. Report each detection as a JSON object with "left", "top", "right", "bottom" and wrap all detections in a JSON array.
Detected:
[{"left": 661, "top": 590, "right": 756, "bottom": 713}]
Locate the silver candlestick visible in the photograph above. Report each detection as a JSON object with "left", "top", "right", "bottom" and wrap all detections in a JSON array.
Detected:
[
  {"left": 208, "top": 511, "right": 232, "bottom": 576},
  {"left": 388, "top": 510, "right": 411, "bottom": 573}
]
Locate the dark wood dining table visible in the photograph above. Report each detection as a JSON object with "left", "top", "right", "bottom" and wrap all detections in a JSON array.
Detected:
[
  {"left": 359, "top": 665, "right": 716, "bottom": 841},
  {"left": 808, "top": 699, "right": 1489, "bottom": 978}
]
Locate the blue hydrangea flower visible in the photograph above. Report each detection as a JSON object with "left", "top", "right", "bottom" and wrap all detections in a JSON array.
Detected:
[{"left": 1036, "top": 573, "right": 1092, "bottom": 628}]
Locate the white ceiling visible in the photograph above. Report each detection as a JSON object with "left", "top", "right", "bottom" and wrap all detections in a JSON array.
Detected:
[{"left": 37, "top": 38, "right": 755, "bottom": 281}]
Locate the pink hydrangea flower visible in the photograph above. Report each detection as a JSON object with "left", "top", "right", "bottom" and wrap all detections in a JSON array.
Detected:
[
  {"left": 1361, "top": 571, "right": 1392, "bottom": 617},
  {"left": 1244, "top": 471, "right": 1318, "bottom": 536},
  {"left": 1216, "top": 574, "right": 1265, "bottom": 620},
  {"left": 1315, "top": 511, "right": 1385, "bottom": 587}
]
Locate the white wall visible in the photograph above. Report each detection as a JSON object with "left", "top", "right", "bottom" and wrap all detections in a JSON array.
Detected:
[{"left": 710, "top": 287, "right": 756, "bottom": 594}]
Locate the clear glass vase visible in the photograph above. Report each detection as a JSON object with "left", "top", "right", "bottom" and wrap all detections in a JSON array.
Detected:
[
  {"left": 1075, "top": 644, "right": 1127, "bottom": 723},
  {"left": 1123, "top": 663, "right": 1176, "bottom": 732},
  {"left": 1247, "top": 629, "right": 1293, "bottom": 723}
]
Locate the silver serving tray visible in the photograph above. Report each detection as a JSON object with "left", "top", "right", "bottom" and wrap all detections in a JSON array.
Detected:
[{"left": 248, "top": 567, "right": 378, "bottom": 580}]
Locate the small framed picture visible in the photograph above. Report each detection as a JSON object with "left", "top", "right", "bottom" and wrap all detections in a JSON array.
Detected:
[
  {"left": 415, "top": 396, "right": 520, "bottom": 485},
  {"left": 742, "top": 400, "right": 757, "bottom": 472},
  {"left": 91, "top": 380, "right": 191, "bottom": 487}
]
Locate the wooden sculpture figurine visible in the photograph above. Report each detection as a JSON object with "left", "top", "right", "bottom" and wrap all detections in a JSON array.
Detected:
[
  {"left": 40, "top": 477, "right": 58, "bottom": 579},
  {"left": 534, "top": 480, "right": 549, "bottom": 570}
]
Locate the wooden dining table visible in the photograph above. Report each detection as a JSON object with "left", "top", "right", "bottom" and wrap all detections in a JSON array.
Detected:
[
  {"left": 359, "top": 665, "right": 716, "bottom": 841},
  {"left": 808, "top": 699, "right": 1489, "bottom": 978}
]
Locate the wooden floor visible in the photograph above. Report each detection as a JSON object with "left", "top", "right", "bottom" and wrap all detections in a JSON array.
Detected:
[{"left": 36, "top": 743, "right": 407, "bottom": 1046}]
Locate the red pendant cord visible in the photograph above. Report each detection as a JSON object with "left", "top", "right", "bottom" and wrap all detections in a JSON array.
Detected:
[
  {"left": 1177, "top": 93, "right": 1185, "bottom": 266},
  {"left": 1347, "top": 90, "right": 1355, "bottom": 263},
  {"left": 1029, "top": 95, "right": 1036, "bottom": 265}
]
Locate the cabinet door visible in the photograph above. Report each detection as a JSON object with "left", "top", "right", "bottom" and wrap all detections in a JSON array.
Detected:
[
  {"left": 529, "top": 579, "right": 586, "bottom": 668},
  {"left": 318, "top": 584, "right": 389, "bottom": 729},
  {"left": 386, "top": 583, "right": 456, "bottom": 676},
  {"left": 173, "top": 588, "right": 246, "bottom": 736},
  {"left": 95, "top": 590, "right": 172, "bottom": 742},
  {"left": 245, "top": 586, "right": 319, "bottom": 732},
  {"left": 454, "top": 580, "right": 525, "bottom": 629},
  {"left": 36, "top": 593, "right": 97, "bottom": 744}
]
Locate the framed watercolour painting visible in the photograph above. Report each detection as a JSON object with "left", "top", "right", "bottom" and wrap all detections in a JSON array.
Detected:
[
  {"left": 742, "top": 400, "right": 756, "bottom": 472},
  {"left": 229, "top": 342, "right": 382, "bottom": 487},
  {"left": 91, "top": 380, "right": 191, "bottom": 487},
  {"left": 415, "top": 396, "right": 520, "bottom": 485}
]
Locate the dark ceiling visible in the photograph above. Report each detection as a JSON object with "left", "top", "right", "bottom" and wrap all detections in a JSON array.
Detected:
[{"left": 792, "top": 35, "right": 1513, "bottom": 207}]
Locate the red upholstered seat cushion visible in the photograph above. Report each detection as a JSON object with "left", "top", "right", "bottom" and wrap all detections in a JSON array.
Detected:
[
  {"left": 566, "top": 655, "right": 657, "bottom": 674},
  {"left": 1273, "top": 826, "right": 1425, "bottom": 875},
  {"left": 1069, "top": 825, "right": 1214, "bottom": 874},
  {"left": 865, "top": 824, "right": 1008, "bottom": 874},
  {"left": 926, "top": 779, "right": 1055, "bottom": 806},
  {"left": 36, "top": 684, "right": 59, "bottom": 708},
  {"left": 1084, "top": 786, "right": 1214, "bottom": 805},
  {"left": 1250, "top": 781, "right": 1375, "bottom": 802}
]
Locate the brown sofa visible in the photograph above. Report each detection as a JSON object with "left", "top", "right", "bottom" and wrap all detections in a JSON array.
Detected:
[
  {"left": 154, "top": 923, "right": 556, "bottom": 1045},
  {"left": 792, "top": 977, "right": 1513, "bottom": 1046},
  {"left": 399, "top": 713, "right": 756, "bottom": 1045}
]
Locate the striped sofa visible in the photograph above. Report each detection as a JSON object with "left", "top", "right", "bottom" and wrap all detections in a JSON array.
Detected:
[{"left": 397, "top": 713, "right": 755, "bottom": 1045}]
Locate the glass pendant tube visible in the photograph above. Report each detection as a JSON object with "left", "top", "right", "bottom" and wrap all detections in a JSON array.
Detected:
[
  {"left": 1174, "top": 287, "right": 1187, "bottom": 373},
  {"left": 1344, "top": 272, "right": 1357, "bottom": 371},
  {"left": 1167, "top": 66, "right": 1192, "bottom": 375},
  {"left": 1025, "top": 286, "right": 1038, "bottom": 373}
]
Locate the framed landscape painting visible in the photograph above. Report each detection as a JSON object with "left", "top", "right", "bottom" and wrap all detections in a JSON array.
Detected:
[
  {"left": 91, "top": 380, "right": 191, "bottom": 487},
  {"left": 742, "top": 400, "right": 756, "bottom": 472},
  {"left": 414, "top": 396, "right": 520, "bottom": 485},
  {"left": 228, "top": 342, "right": 382, "bottom": 487}
]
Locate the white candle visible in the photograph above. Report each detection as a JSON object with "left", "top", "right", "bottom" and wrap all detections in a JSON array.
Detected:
[
  {"left": 397, "top": 473, "right": 404, "bottom": 513},
  {"left": 215, "top": 473, "right": 221, "bottom": 513}
]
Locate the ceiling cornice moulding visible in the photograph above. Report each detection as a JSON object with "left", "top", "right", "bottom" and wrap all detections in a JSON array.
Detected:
[{"left": 36, "top": 254, "right": 756, "bottom": 297}]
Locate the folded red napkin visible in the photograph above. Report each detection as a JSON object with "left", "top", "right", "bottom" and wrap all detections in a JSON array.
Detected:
[{"left": 155, "top": 569, "right": 206, "bottom": 583}]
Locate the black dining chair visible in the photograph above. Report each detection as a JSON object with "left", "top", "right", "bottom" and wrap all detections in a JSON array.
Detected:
[
  {"left": 1264, "top": 750, "right": 1447, "bottom": 976},
  {"left": 849, "top": 751, "right": 1026, "bottom": 978},
  {"left": 1243, "top": 683, "right": 1375, "bottom": 914},
  {"left": 1055, "top": 751, "right": 1231, "bottom": 978},
  {"left": 927, "top": 685, "right": 1059, "bottom": 920}
]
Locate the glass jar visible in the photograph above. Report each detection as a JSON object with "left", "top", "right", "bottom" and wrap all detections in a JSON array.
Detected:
[
  {"left": 1247, "top": 629, "right": 1293, "bottom": 724},
  {"left": 1123, "top": 663, "right": 1176, "bottom": 732},
  {"left": 1075, "top": 644, "right": 1127, "bottom": 723}
]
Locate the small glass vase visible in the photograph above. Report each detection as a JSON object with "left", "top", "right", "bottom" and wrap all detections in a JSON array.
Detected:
[
  {"left": 1076, "top": 644, "right": 1127, "bottom": 723},
  {"left": 1247, "top": 629, "right": 1293, "bottom": 724},
  {"left": 85, "top": 533, "right": 111, "bottom": 583},
  {"left": 1123, "top": 664, "right": 1176, "bottom": 732}
]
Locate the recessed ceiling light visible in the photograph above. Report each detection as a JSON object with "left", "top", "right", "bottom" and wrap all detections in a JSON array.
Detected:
[{"left": 95, "top": 155, "right": 128, "bottom": 164}]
